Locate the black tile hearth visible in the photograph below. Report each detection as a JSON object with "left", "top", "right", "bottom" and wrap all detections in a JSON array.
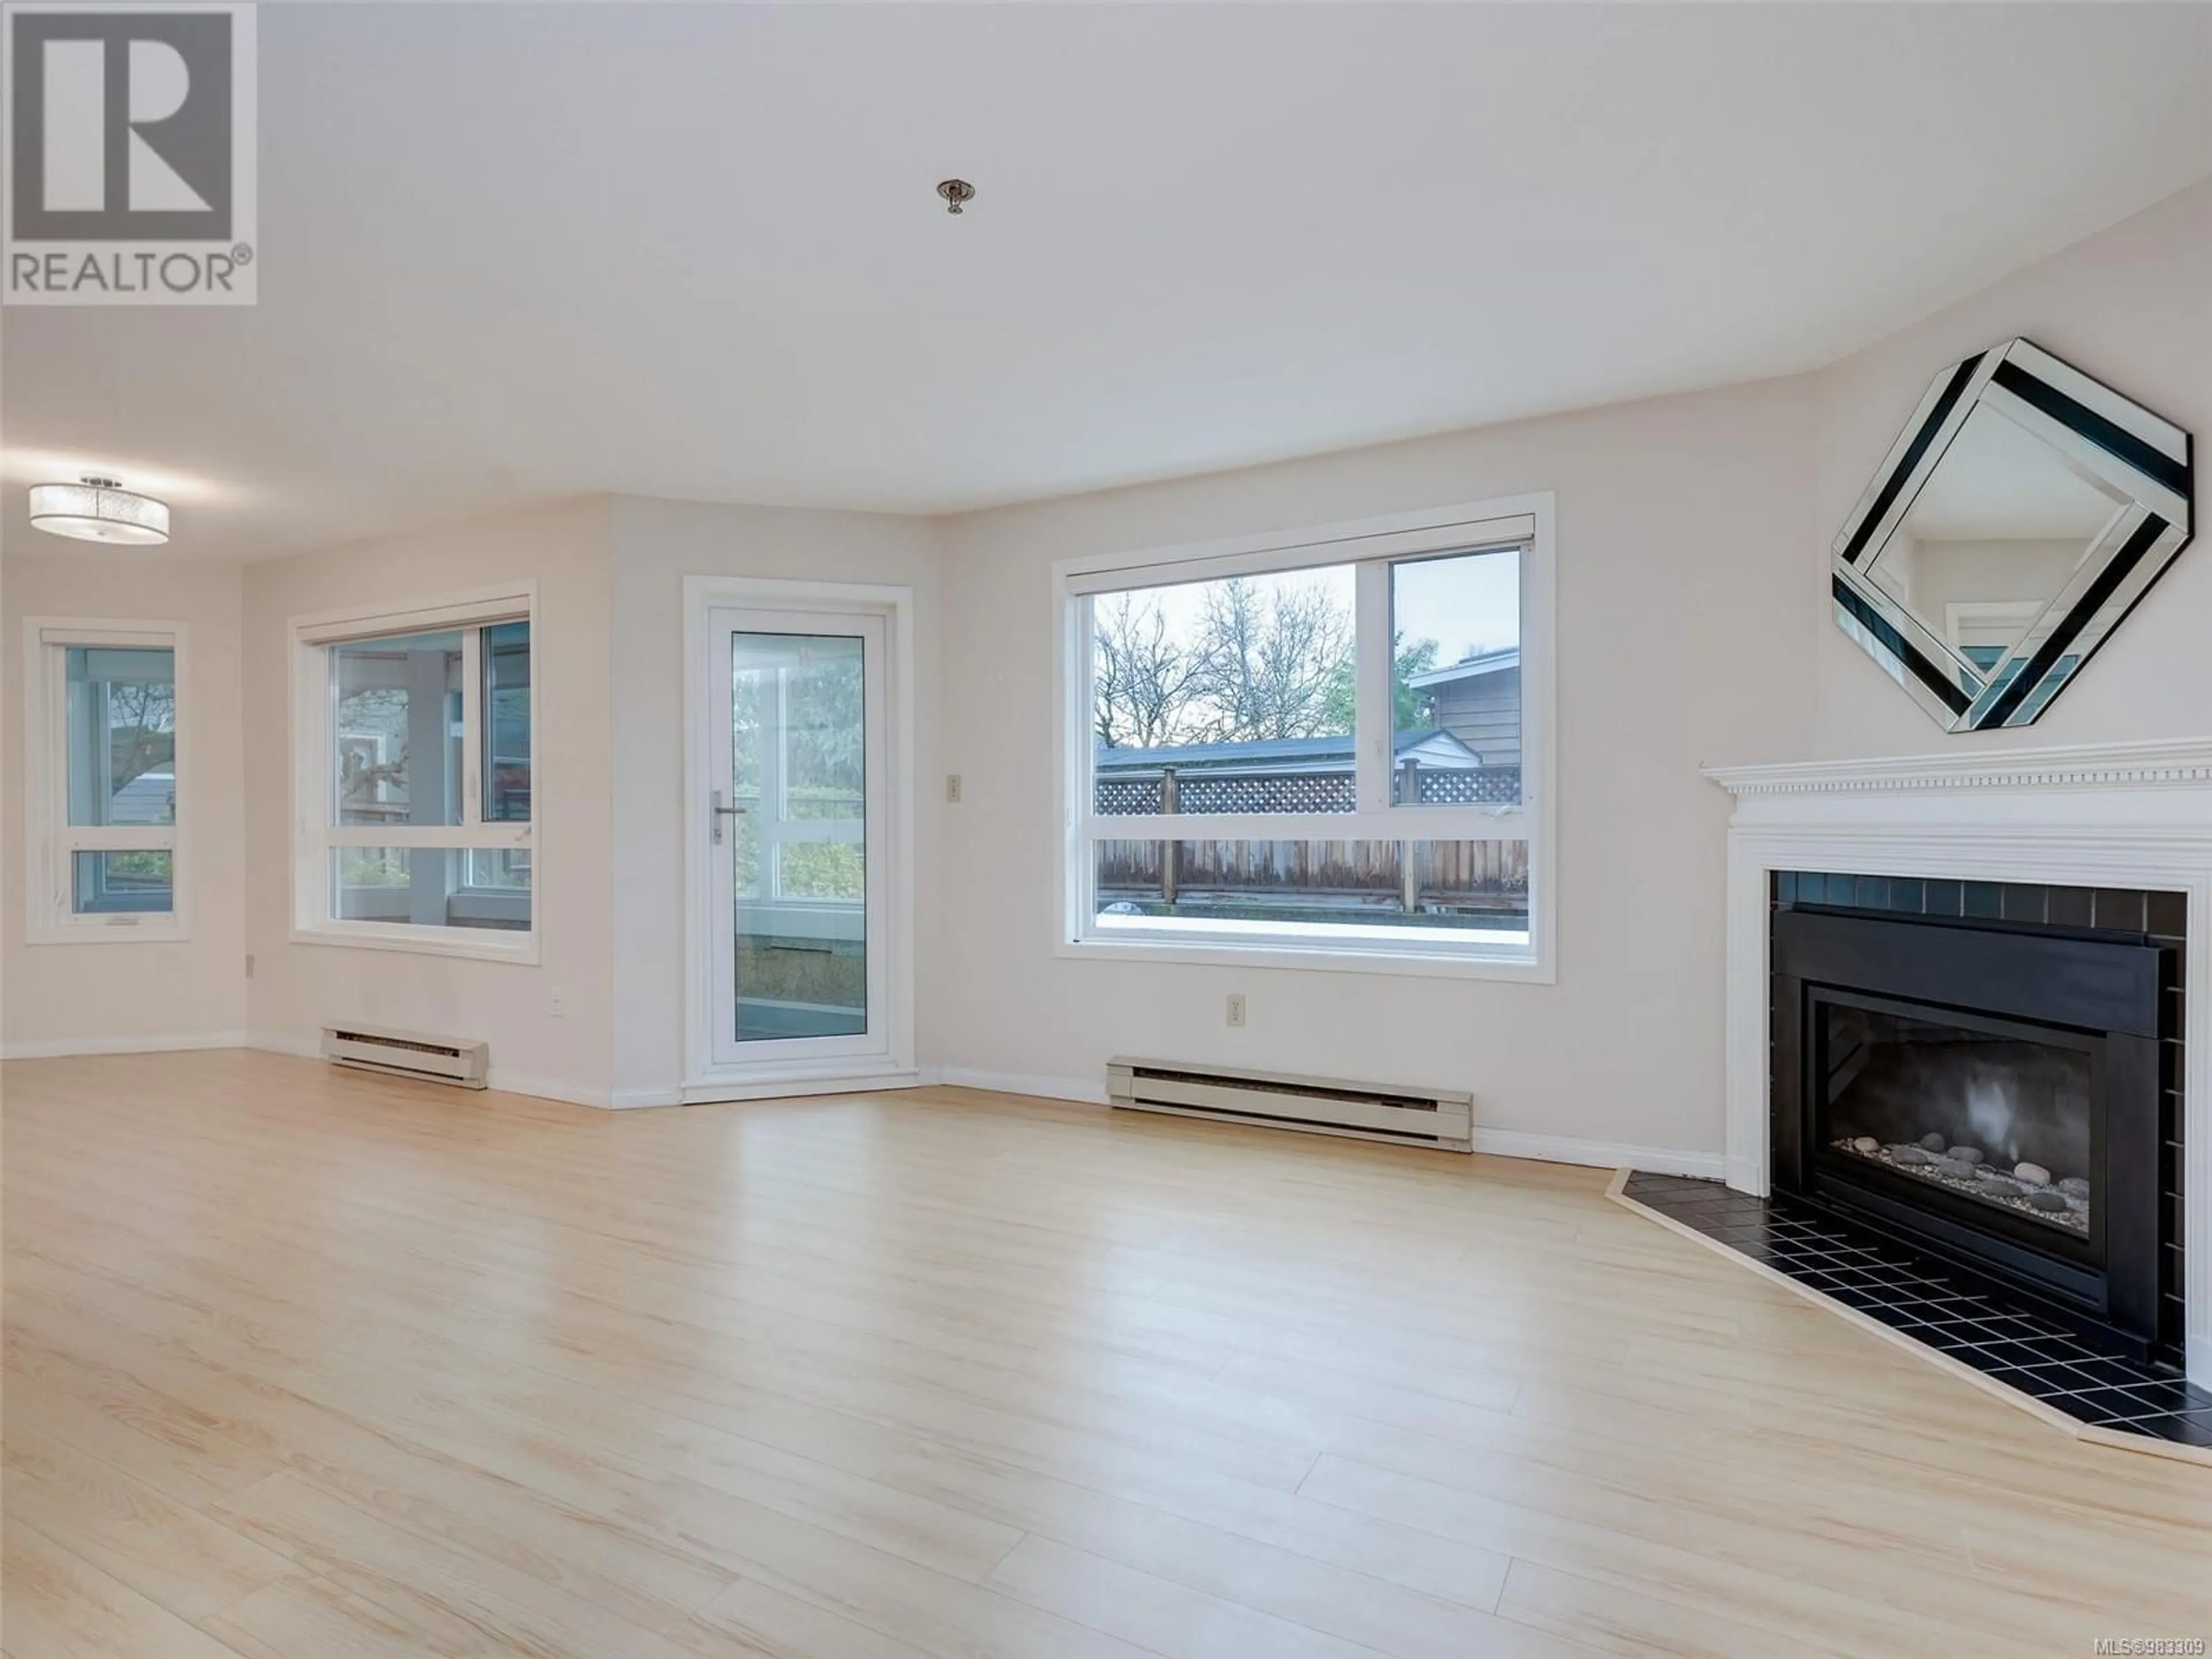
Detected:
[{"left": 1620, "top": 1172, "right": 2212, "bottom": 1450}]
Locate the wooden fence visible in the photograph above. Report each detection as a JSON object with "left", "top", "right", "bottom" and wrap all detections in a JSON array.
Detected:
[
  {"left": 1093, "top": 762, "right": 1527, "bottom": 914},
  {"left": 1096, "top": 836, "right": 1527, "bottom": 915}
]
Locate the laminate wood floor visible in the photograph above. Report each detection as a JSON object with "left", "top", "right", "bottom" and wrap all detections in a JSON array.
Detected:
[{"left": 2, "top": 1050, "right": 2206, "bottom": 1659}]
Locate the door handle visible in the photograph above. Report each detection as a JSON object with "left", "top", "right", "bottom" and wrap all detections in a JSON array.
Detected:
[{"left": 710, "top": 790, "right": 747, "bottom": 844}]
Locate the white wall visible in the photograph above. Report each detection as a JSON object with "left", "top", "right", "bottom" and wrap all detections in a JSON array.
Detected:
[
  {"left": 603, "top": 495, "right": 945, "bottom": 1104},
  {"left": 1878, "top": 537, "right": 2086, "bottom": 619},
  {"left": 238, "top": 498, "right": 617, "bottom": 1103},
  {"left": 1, "top": 552, "right": 248, "bottom": 1055},
  {"left": 1812, "top": 177, "right": 2212, "bottom": 757},
  {"left": 43, "top": 490, "right": 949, "bottom": 1105},
  {"left": 931, "top": 377, "right": 1817, "bottom": 1163},
  {"left": 17, "top": 179, "right": 2205, "bottom": 1162}
]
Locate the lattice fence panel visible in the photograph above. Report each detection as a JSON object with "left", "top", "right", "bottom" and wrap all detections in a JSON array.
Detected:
[
  {"left": 1098, "top": 764, "right": 1520, "bottom": 815},
  {"left": 1093, "top": 777, "right": 1165, "bottom": 816},
  {"left": 1415, "top": 766, "right": 1522, "bottom": 806},
  {"left": 1176, "top": 773, "right": 1357, "bottom": 815}
]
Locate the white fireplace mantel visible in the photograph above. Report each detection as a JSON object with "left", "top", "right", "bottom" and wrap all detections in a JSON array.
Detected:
[{"left": 1705, "top": 736, "right": 2212, "bottom": 1388}]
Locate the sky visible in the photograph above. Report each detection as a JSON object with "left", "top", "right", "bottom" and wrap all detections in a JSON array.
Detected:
[{"left": 1392, "top": 549, "right": 1520, "bottom": 661}]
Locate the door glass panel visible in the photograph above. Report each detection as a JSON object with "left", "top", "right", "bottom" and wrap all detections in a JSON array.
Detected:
[{"left": 730, "top": 632, "right": 867, "bottom": 1043}]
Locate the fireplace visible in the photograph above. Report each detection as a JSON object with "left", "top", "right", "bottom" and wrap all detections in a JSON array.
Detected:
[
  {"left": 1772, "top": 897, "right": 2174, "bottom": 1364},
  {"left": 1818, "top": 997, "right": 2097, "bottom": 1238}
]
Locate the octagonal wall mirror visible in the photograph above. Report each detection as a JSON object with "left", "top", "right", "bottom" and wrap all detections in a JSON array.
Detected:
[{"left": 1830, "top": 339, "right": 2192, "bottom": 732}]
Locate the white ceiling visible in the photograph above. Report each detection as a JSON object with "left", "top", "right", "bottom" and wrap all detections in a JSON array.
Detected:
[{"left": 6, "top": 2, "right": 2211, "bottom": 562}]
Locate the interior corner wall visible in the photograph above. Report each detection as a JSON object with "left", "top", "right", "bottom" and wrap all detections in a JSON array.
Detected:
[
  {"left": 238, "top": 497, "right": 618, "bottom": 1104},
  {"left": 604, "top": 495, "right": 946, "bottom": 1105},
  {"left": 1, "top": 551, "right": 248, "bottom": 1056},
  {"left": 1811, "top": 177, "right": 2212, "bottom": 758},
  {"left": 930, "top": 376, "right": 1819, "bottom": 1162}
]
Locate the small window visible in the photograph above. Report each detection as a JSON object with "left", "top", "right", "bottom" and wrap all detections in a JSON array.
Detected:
[
  {"left": 24, "top": 624, "right": 185, "bottom": 942},
  {"left": 1063, "top": 502, "right": 1552, "bottom": 976},
  {"left": 292, "top": 590, "right": 535, "bottom": 958}
]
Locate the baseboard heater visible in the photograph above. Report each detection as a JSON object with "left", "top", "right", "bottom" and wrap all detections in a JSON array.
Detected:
[
  {"left": 1107, "top": 1057, "right": 1472, "bottom": 1152},
  {"left": 320, "top": 1024, "right": 489, "bottom": 1089}
]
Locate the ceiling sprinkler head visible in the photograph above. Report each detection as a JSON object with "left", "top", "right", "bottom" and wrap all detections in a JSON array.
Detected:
[{"left": 937, "top": 179, "right": 975, "bottom": 216}]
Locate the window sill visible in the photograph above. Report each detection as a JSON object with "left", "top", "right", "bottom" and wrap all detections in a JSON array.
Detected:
[
  {"left": 1056, "top": 932, "right": 1553, "bottom": 983},
  {"left": 290, "top": 923, "right": 540, "bottom": 966},
  {"left": 26, "top": 918, "right": 190, "bottom": 946}
]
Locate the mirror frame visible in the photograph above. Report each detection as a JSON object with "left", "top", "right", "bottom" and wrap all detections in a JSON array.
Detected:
[{"left": 1830, "top": 338, "right": 2193, "bottom": 732}]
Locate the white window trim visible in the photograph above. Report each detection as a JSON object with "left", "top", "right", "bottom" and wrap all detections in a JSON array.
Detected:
[
  {"left": 680, "top": 575, "right": 918, "bottom": 1097},
  {"left": 21, "top": 617, "right": 191, "bottom": 946},
  {"left": 1052, "top": 493, "right": 1558, "bottom": 983},
  {"left": 287, "top": 582, "right": 539, "bottom": 964}
]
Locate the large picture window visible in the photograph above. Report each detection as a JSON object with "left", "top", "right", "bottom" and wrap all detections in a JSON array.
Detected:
[
  {"left": 1062, "top": 502, "right": 1553, "bottom": 975},
  {"left": 292, "top": 588, "right": 535, "bottom": 959},
  {"left": 22, "top": 621, "right": 186, "bottom": 943}
]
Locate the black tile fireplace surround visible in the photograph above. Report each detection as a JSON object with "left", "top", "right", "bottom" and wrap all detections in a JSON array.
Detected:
[{"left": 1771, "top": 878, "right": 2184, "bottom": 1369}]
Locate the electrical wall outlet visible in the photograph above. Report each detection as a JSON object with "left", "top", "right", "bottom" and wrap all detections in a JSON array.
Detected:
[
  {"left": 1226, "top": 993, "right": 1247, "bottom": 1028},
  {"left": 946, "top": 773, "right": 964, "bottom": 804}
]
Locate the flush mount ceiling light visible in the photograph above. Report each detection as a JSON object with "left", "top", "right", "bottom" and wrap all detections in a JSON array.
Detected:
[{"left": 27, "top": 475, "right": 171, "bottom": 544}]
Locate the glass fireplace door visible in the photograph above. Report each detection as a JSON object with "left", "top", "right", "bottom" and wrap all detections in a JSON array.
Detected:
[{"left": 1816, "top": 990, "right": 2099, "bottom": 1244}]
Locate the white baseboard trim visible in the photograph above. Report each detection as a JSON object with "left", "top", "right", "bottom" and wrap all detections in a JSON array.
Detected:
[
  {"left": 249, "top": 1032, "right": 610, "bottom": 1109},
  {"left": 933, "top": 1066, "right": 1109, "bottom": 1106},
  {"left": 607, "top": 1087, "right": 684, "bottom": 1109},
  {"left": 487, "top": 1069, "right": 612, "bottom": 1109},
  {"left": 52, "top": 1040, "right": 1721, "bottom": 1182},
  {"left": 0, "top": 1030, "right": 246, "bottom": 1061},
  {"left": 1472, "top": 1127, "right": 1725, "bottom": 1180},
  {"left": 929, "top": 1070, "right": 1722, "bottom": 1176}
]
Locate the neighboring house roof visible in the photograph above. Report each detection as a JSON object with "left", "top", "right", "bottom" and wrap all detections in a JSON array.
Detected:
[
  {"left": 1407, "top": 647, "right": 1519, "bottom": 690},
  {"left": 1097, "top": 729, "right": 1483, "bottom": 774}
]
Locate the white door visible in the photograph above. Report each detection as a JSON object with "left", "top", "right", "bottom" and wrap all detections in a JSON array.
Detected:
[{"left": 706, "top": 608, "right": 890, "bottom": 1070}]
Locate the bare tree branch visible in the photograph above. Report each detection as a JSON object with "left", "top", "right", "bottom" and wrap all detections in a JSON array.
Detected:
[
  {"left": 101, "top": 680, "right": 176, "bottom": 793},
  {"left": 1194, "top": 577, "right": 1353, "bottom": 741},
  {"left": 1094, "top": 594, "right": 1210, "bottom": 749}
]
